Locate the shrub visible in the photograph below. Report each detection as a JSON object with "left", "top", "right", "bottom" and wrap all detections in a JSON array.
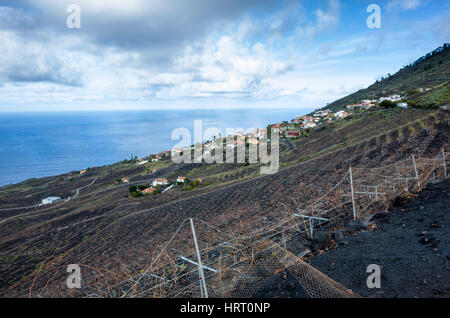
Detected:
[
  {"left": 137, "top": 184, "right": 150, "bottom": 191},
  {"left": 379, "top": 100, "right": 397, "bottom": 108},
  {"left": 129, "top": 185, "right": 137, "bottom": 193},
  {"left": 130, "top": 191, "right": 143, "bottom": 198}
]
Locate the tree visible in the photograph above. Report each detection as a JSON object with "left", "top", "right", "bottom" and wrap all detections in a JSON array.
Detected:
[{"left": 379, "top": 100, "right": 397, "bottom": 108}]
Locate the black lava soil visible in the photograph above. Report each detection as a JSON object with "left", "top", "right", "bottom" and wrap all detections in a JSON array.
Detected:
[{"left": 261, "top": 179, "right": 450, "bottom": 298}]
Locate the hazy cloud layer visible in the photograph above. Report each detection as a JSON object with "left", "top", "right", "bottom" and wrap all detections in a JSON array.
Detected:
[{"left": 0, "top": 0, "right": 448, "bottom": 110}]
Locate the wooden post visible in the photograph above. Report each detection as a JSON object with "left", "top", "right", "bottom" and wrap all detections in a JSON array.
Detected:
[
  {"left": 189, "top": 218, "right": 208, "bottom": 298},
  {"left": 349, "top": 167, "right": 357, "bottom": 220},
  {"left": 443, "top": 149, "right": 447, "bottom": 178},
  {"left": 411, "top": 155, "right": 420, "bottom": 189}
]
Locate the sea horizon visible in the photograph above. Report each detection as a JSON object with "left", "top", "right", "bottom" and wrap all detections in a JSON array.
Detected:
[{"left": 0, "top": 107, "right": 313, "bottom": 187}]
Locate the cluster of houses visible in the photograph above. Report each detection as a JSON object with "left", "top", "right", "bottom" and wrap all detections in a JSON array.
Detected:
[
  {"left": 346, "top": 95, "right": 408, "bottom": 109},
  {"left": 137, "top": 159, "right": 149, "bottom": 165},
  {"left": 378, "top": 94, "right": 402, "bottom": 103},
  {"left": 128, "top": 175, "right": 204, "bottom": 196},
  {"left": 346, "top": 99, "right": 377, "bottom": 110},
  {"left": 135, "top": 150, "right": 172, "bottom": 165},
  {"left": 269, "top": 92, "right": 412, "bottom": 138},
  {"left": 169, "top": 129, "right": 270, "bottom": 154},
  {"left": 130, "top": 93, "right": 413, "bottom": 172},
  {"left": 276, "top": 95, "right": 408, "bottom": 136},
  {"left": 136, "top": 155, "right": 160, "bottom": 165},
  {"left": 134, "top": 178, "right": 170, "bottom": 195},
  {"left": 141, "top": 178, "right": 169, "bottom": 194},
  {"left": 275, "top": 109, "right": 351, "bottom": 136},
  {"left": 225, "top": 128, "right": 268, "bottom": 147}
]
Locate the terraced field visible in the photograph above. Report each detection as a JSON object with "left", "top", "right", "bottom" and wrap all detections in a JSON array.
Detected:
[{"left": 0, "top": 108, "right": 448, "bottom": 297}]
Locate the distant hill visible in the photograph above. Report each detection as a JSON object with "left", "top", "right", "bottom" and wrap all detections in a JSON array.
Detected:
[{"left": 320, "top": 43, "right": 450, "bottom": 112}]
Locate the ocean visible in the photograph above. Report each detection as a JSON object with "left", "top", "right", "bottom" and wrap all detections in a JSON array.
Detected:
[{"left": 0, "top": 108, "right": 312, "bottom": 186}]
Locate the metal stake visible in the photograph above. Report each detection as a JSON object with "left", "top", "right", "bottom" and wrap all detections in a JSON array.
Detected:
[
  {"left": 411, "top": 154, "right": 420, "bottom": 189},
  {"left": 349, "top": 166, "right": 357, "bottom": 220},
  {"left": 189, "top": 218, "right": 208, "bottom": 298},
  {"left": 443, "top": 149, "right": 447, "bottom": 178}
]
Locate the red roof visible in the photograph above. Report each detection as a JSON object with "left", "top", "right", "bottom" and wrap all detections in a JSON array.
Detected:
[{"left": 142, "top": 187, "right": 156, "bottom": 193}]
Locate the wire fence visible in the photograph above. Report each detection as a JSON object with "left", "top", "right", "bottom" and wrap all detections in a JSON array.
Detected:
[{"left": 26, "top": 146, "right": 449, "bottom": 298}]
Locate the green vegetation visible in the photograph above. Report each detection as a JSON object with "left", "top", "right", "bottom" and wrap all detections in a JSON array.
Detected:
[
  {"left": 180, "top": 178, "right": 202, "bottom": 191},
  {"left": 407, "top": 82, "right": 450, "bottom": 108},
  {"left": 129, "top": 184, "right": 163, "bottom": 197},
  {"left": 379, "top": 100, "right": 398, "bottom": 108},
  {"left": 321, "top": 43, "right": 450, "bottom": 112},
  {"left": 144, "top": 160, "right": 172, "bottom": 173},
  {"left": 129, "top": 185, "right": 143, "bottom": 197}
]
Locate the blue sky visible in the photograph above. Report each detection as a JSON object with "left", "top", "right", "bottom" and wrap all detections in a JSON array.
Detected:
[{"left": 0, "top": 0, "right": 448, "bottom": 111}]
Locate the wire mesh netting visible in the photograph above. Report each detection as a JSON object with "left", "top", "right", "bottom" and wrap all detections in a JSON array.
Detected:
[{"left": 24, "top": 146, "right": 449, "bottom": 298}]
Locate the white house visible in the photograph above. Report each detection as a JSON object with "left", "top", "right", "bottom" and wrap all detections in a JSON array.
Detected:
[
  {"left": 177, "top": 176, "right": 186, "bottom": 183},
  {"left": 152, "top": 178, "right": 169, "bottom": 187},
  {"left": 335, "top": 111, "right": 350, "bottom": 118},
  {"left": 378, "top": 94, "right": 402, "bottom": 103},
  {"left": 314, "top": 110, "right": 330, "bottom": 117},
  {"left": 397, "top": 102, "right": 408, "bottom": 109},
  {"left": 42, "top": 197, "right": 62, "bottom": 205},
  {"left": 304, "top": 121, "right": 317, "bottom": 128},
  {"left": 138, "top": 160, "right": 149, "bottom": 165}
]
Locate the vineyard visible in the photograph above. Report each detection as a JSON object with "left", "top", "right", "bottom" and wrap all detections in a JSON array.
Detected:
[{"left": 0, "top": 110, "right": 448, "bottom": 298}]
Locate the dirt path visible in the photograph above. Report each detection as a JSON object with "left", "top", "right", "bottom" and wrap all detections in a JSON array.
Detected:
[{"left": 0, "top": 178, "right": 97, "bottom": 225}]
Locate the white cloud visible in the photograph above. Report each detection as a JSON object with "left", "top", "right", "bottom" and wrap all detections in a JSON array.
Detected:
[
  {"left": 387, "top": 0, "right": 424, "bottom": 11},
  {"left": 302, "top": 0, "right": 340, "bottom": 38},
  {"left": 0, "top": 0, "right": 445, "bottom": 111}
]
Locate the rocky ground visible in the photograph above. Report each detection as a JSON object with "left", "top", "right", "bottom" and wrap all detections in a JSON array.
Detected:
[{"left": 262, "top": 179, "right": 449, "bottom": 298}]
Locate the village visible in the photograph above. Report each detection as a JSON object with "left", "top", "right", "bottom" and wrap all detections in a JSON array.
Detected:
[
  {"left": 38, "top": 93, "right": 415, "bottom": 204},
  {"left": 39, "top": 92, "right": 446, "bottom": 204},
  {"left": 266, "top": 93, "right": 412, "bottom": 140}
]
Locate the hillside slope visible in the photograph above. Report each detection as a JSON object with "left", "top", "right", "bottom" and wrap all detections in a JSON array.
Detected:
[
  {"left": 308, "top": 179, "right": 450, "bottom": 298},
  {"left": 322, "top": 44, "right": 450, "bottom": 112},
  {"left": 1, "top": 108, "right": 448, "bottom": 297}
]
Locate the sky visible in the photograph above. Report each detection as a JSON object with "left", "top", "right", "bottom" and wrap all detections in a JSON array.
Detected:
[{"left": 0, "top": 0, "right": 448, "bottom": 111}]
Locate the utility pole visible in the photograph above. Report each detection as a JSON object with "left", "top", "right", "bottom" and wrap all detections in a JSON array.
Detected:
[
  {"left": 349, "top": 167, "right": 357, "bottom": 220},
  {"left": 189, "top": 218, "right": 208, "bottom": 298}
]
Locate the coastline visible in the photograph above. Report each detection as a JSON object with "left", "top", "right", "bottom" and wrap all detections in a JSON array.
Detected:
[{"left": 0, "top": 108, "right": 313, "bottom": 187}]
